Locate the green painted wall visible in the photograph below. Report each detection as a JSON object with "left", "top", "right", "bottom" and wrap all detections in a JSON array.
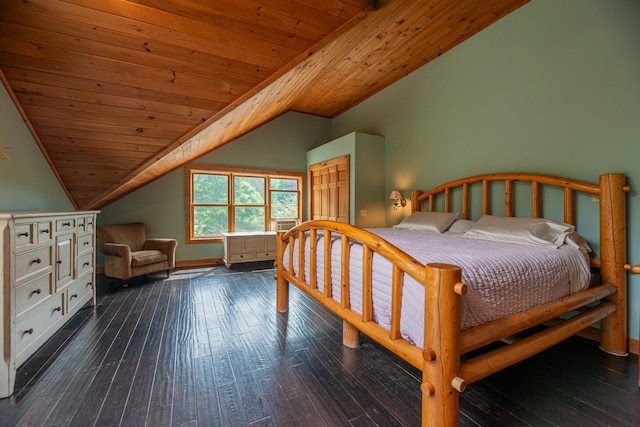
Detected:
[
  {"left": 0, "top": 85, "right": 73, "bottom": 212},
  {"left": 98, "top": 112, "right": 331, "bottom": 261},
  {"left": 332, "top": 0, "right": 640, "bottom": 340}
]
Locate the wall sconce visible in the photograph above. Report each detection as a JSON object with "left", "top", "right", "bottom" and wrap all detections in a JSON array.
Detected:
[{"left": 389, "top": 190, "right": 406, "bottom": 210}]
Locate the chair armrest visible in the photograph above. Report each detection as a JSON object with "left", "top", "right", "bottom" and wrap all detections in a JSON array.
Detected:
[
  {"left": 143, "top": 238, "right": 178, "bottom": 253},
  {"left": 143, "top": 239, "right": 178, "bottom": 269},
  {"left": 100, "top": 242, "right": 132, "bottom": 262}
]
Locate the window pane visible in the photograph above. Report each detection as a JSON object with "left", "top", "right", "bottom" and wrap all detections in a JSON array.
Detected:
[
  {"left": 235, "top": 207, "right": 265, "bottom": 232},
  {"left": 194, "top": 206, "right": 228, "bottom": 236},
  {"left": 271, "top": 192, "right": 298, "bottom": 218},
  {"left": 194, "top": 174, "right": 228, "bottom": 204},
  {"left": 234, "top": 176, "right": 265, "bottom": 204},
  {"left": 271, "top": 178, "right": 298, "bottom": 190}
]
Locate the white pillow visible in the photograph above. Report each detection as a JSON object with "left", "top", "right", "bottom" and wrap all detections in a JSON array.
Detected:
[
  {"left": 393, "top": 211, "right": 458, "bottom": 233},
  {"left": 445, "top": 219, "right": 476, "bottom": 235},
  {"left": 565, "top": 231, "right": 593, "bottom": 253},
  {"left": 463, "top": 215, "right": 575, "bottom": 248}
]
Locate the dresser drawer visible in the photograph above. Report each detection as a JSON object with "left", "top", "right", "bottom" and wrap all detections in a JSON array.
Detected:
[
  {"left": 255, "top": 251, "right": 276, "bottom": 260},
  {"left": 67, "top": 275, "right": 93, "bottom": 314},
  {"left": 37, "top": 221, "right": 53, "bottom": 244},
  {"left": 227, "top": 252, "right": 256, "bottom": 263},
  {"left": 77, "top": 252, "right": 93, "bottom": 277},
  {"left": 76, "top": 216, "right": 86, "bottom": 233},
  {"left": 15, "top": 274, "right": 52, "bottom": 317},
  {"left": 256, "top": 251, "right": 276, "bottom": 259},
  {"left": 77, "top": 233, "right": 93, "bottom": 255},
  {"left": 76, "top": 215, "right": 95, "bottom": 233},
  {"left": 15, "top": 295, "right": 64, "bottom": 357},
  {"left": 15, "top": 246, "right": 52, "bottom": 285},
  {"left": 14, "top": 222, "right": 35, "bottom": 249},
  {"left": 56, "top": 218, "right": 75, "bottom": 233}
]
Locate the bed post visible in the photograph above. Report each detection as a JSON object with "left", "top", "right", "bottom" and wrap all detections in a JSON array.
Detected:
[
  {"left": 598, "top": 173, "right": 627, "bottom": 355},
  {"left": 422, "top": 263, "right": 465, "bottom": 427},
  {"left": 275, "top": 231, "right": 289, "bottom": 312},
  {"left": 411, "top": 190, "right": 422, "bottom": 214}
]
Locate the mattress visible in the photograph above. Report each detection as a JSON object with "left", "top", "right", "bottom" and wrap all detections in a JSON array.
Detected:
[{"left": 283, "top": 227, "right": 591, "bottom": 348}]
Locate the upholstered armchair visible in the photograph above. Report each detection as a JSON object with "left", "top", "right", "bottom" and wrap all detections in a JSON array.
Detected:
[{"left": 97, "top": 223, "right": 178, "bottom": 286}]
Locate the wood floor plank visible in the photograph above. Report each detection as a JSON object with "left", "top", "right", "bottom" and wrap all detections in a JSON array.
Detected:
[
  {"left": 193, "top": 355, "right": 222, "bottom": 426},
  {"left": 93, "top": 285, "right": 158, "bottom": 426},
  {"left": 253, "top": 347, "right": 305, "bottom": 401},
  {"left": 252, "top": 366, "right": 302, "bottom": 427},
  {"left": 207, "top": 326, "right": 236, "bottom": 387},
  {"left": 146, "top": 279, "right": 181, "bottom": 418},
  {"left": 144, "top": 403, "right": 173, "bottom": 427},
  {"left": 171, "top": 344, "right": 198, "bottom": 426},
  {"left": 288, "top": 362, "right": 353, "bottom": 427},
  {"left": 226, "top": 338, "right": 270, "bottom": 423},
  {"left": 332, "top": 369, "right": 403, "bottom": 427},
  {"left": 120, "top": 280, "right": 172, "bottom": 425},
  {"left": 295, "top": 346, "right": 364, "bottom": 421},
  {"left": 217, "top": 381, "right": 250, "bottom": 426}
]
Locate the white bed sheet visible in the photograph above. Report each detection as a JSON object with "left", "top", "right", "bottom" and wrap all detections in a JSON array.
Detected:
[{"left": 283, "top": 227, "right": 591, "bottom": 348}]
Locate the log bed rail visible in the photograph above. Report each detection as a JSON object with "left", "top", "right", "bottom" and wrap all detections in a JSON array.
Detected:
[{"left": 274, "top": 173, "right": 634, "bottom": 426}]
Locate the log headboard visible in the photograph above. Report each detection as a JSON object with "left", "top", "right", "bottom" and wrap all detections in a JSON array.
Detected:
[
  {"left": 410, "top": 172, "right": 631, "bottom": 354},
  {"left": 410, "top": 173, "right": 620, "bottom": 223}
]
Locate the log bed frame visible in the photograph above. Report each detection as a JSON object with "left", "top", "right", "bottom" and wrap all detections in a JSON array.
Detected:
[{"left": 274, "top": 172, "right": 637, "bottom": 426}]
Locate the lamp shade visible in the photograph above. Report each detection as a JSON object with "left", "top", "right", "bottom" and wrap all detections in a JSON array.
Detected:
[{"left": 389, "top": 190, "right": 402, "bottom": 200}]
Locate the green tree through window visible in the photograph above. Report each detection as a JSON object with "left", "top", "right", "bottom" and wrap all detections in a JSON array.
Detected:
[{"left": 186, "top": 166, "right": 303, "bottom": 242}]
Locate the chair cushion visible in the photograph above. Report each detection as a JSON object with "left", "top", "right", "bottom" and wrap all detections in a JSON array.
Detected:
[{"left": 131, "top": 250, "right": 168, "bottom": 267}]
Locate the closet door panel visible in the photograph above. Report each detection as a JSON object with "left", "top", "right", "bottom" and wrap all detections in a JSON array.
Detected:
[{"left": 309, "top": 155, "right": 349, "bottom": 223}]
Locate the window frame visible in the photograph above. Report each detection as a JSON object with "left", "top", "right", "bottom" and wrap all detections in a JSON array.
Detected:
[{"left": 186, "top": 165, "right": 304, "bottom": 243}]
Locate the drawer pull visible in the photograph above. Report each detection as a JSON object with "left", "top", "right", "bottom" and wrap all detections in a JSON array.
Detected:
[
  {"left": 32, "top": 258, "right": 42, "bottom": 264},
  {"left": 83, "top": 262, "right": 90, "bottom": 267},
  {"left": 70, "top": 293, "right": 78, "bottom": 300},
  {"left": 31, "top": 288, "right": 42, "bottom": 295},
  {"left": 79, "top": 223, "right": 85, "bottom": 229},
  {"left": 40, "top": 228, "right": 50, "bottom": 234},
  {"left": 18, "top": 231, "right": 30, "bottom": 237},
  {"left": 54, "top": 306, "right": 61, "bottom": 312},
  {"left": 86, "top": 282, "right": 92, "bottom": 287},
  {"left": 24, "top": 328, "right": 34, "bottom": 335},
  {"left": 62, "top": 222, "right": 71, "bottom": 227},
  {"left": 56, "top": 260, "right": 62, "bottom": 264},
  {"left": 83, "top": 241, "right": 90, "bottom": 246}
]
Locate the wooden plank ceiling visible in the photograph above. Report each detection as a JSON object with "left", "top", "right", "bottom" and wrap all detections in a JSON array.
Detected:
[{"left": 0, "top": 0, "right": 529, "bottom": 210}]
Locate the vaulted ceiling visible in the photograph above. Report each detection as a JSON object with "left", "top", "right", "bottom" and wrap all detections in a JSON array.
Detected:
[{"left": 0, "top": 0, "right": 529, "bottom": 210}]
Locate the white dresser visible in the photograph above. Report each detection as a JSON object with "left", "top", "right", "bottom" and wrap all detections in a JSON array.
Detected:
[
  {"left": 0, "top": 211, "right": 98, "bottom": 398},
  {"left": 223, "top": 231, "right": 276, "bottom": 268}
]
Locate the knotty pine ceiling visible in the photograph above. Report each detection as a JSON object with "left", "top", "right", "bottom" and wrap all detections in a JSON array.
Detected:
[{"left": 0, "top": 0, "right": 529, "bottom": 210}]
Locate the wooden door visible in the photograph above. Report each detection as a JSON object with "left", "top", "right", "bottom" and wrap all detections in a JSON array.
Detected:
[{"left": 309, "top": 155, "right": 349, "bottom": 223}]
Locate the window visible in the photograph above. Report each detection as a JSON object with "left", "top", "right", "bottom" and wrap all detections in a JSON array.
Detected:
[{"left": 186, "top": 165, "right": 303, "bottom": 242}]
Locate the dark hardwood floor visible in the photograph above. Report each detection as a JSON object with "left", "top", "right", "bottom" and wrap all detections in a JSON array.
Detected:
[{"left": 1, "top": 263, "right": 638, "bottom": 427}]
